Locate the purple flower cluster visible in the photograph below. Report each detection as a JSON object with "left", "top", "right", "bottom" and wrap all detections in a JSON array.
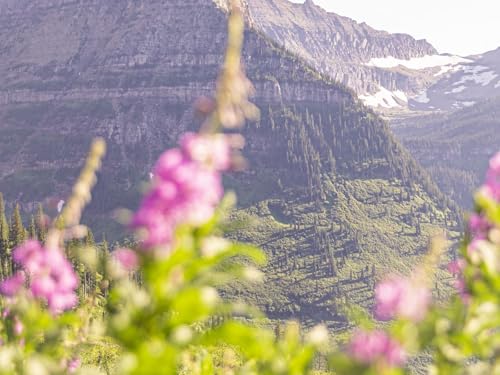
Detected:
[
  {"left": 67, "top": 358, "right": 81, "bottom": 373},
  {"left": 374, "top": 276, "right": 430, "bottom": 322},
  {"left": 482, "top": 152, "right": 500, "bottom": 201},
  {"left": 113, "top": 248, "right": 139, "bottom": 271},
  {"left": 447, "top": 259, "right": 469, "bottom": 302},
  {"left": 450, "top": 152, "right": 500, "bottom": 300},
  {"left": 348, "top": 330, "right": 406, "bottom": 367},
  {"left": 132, "top": 133, "right": 231, "bottom": 250},
  {"left": 469, "top": 152, "right": 500, "bottom": 245},
  {"left": 0, "top": 272, "right": 25, "bottom": 297},
  {"left": 0, "top": 240, "right": 79, "bottom": 314}
]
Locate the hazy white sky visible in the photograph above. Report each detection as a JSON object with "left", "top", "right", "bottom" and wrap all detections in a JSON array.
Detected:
[{"left": 289, "top": 0, "right": 500, "bottom": 56}]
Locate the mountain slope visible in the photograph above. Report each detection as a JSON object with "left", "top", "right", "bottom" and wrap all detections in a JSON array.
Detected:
[
  {"left": 408, "top": 47, "right": 500, "bottom": 111},
  {"left": 0, "top": 0, "right": 459, "bottom": 325},
  {"left": 244, "top": 0, "right": 472, "bottom": 111},
  {"left": 393, "top": 97, "right": 500, "bottom": 207}
]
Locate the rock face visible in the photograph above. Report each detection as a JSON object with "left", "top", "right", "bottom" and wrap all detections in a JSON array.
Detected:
[
  {"left": 388, "top": 49, "right": 500, "bottom": 209},
  {"left": 0, "top": 0, "right": 459, "bottom": 323},
  {"left": 244, "top": 0, "right": 441, "bottom": 108}
]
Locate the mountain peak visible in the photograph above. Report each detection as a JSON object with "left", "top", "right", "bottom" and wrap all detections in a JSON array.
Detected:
[{"left": 246, "top": 0, "right": 437, "bottom": 103}]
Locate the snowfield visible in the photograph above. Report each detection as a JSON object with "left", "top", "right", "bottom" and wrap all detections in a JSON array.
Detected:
[
  {"left": 412, "top": 90, "right": 430, "bottom": 104},
  {"left": 365, "top": 54, "right": 472, "bottom": 70},
  {"left": 359, "top": 86, "right": 407, "bottom": 108},
  {"left": 453, "top": 67, "right": 498, "bottom": 87}
]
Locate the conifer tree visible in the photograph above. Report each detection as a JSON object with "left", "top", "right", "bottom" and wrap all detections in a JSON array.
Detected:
[
  {"left": 85, "top": 229, "right": 96, "bottom": 248},
  {"left": 9, "top": 203, "right": 26, "bottom": 248},
  {"left": 0, "top": 193, "right": 9, "bottom": 254},
  {"left": 0, "top": 193, "right": 9, "bottom": 279},
  {"left": 28, "top": 215, "right": 37, "bottom": 240},
  {"left": 35, "top": 203, "right": 47, "bottom": 243}
]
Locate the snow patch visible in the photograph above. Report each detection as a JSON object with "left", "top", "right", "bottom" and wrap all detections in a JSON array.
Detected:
[
  {"left": 435, "top": 64, "right": 462, "bottom": 76},
  {"left": 366, "top": 54, "right": 472, "bottom": 70},
  {"left": 359, "top": 86, "right": 406, "bottom": 108},
  {"left": 413, "top": 90, "right": 430, "bottom": 104},
  {"left": 462, "top": 65, "right": 489, "bottom": 74},
  {"left": 494, "top": 80, "right": 500, "bottom": 89},
  {"left": 462, "top": 101, "right": 476, "bottom": 107},
  {"left": 454, "top": 69, "right": 498, "bottom": 87},
  {"left": 450, "top": 85, "right": 466, "bottom": 94},
  {"left": 57, "top": 200, "right": 65, "bottom": 213},
  {"left": 392, "top": 90, "right": 408, "bottom": 103}
]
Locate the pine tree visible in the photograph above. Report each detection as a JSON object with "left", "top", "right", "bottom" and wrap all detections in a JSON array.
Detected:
[
  {"left": 0, "top": 193, "right": 9, "bottom": 253},
  {"left": 85, "top": 229, "right": 96, "bottom": 248},
  {"left": 35, "top": 203, "right": 47, "bottom": 243},
  {"left": 9, "top": 204, "right": 26, "bottom": 248},
  {"left": 0, "top": 193, "right": 9, "bottom": 279},
  {"left": 28, "top": 215, "right": 37, "bottom": 239}
]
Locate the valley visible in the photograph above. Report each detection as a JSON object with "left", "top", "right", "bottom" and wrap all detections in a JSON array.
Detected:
[{"left": 0, "top": 0, "right": 465, "bottom": 328}]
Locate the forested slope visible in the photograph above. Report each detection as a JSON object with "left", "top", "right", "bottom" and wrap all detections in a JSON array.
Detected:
[{"left": 394, "top": 97, "right": 500, "bottom": 208}]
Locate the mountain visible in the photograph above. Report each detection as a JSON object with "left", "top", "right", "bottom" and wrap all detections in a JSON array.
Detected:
[
  {"left": 244, "top": 0, "right": 474, "bottom": 111},
  {"left": 241, "top": 0, "right": 499, "bottom": 211},
  {"left": 408, "top": 47, "right": 500, "bottom": 111},
  {"left": 393, "top": 97, "right": 500, "bottom": 207},
  {"left": 0, "top": 0, "right": 459, "bottom": 325},
  {"left": 391, "top": 48, "right": 500, "bottom": 209}
]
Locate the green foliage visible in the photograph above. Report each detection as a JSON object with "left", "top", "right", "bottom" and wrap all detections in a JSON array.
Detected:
[{"left": 9, "top": 204, "right": 26, "bottom": 249}]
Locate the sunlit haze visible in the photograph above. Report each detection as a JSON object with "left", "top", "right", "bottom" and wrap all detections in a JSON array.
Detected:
[{"left": 289, "top": 0, "right": 500, "bottom": 56}]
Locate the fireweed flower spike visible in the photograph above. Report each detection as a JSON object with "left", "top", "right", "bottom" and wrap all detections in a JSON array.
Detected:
[
  {"left": 449, "top": 152, "right": 500, "bottom": 299},
  {"left": 348, "top": 330, "right": 406, "bottom": 367},
  {"left": 0, "top": 240, "right": 79, "bottom": 315},
  {"left": 113, "top": 248, "right": 139, "bottom": 271},
  {"left": 67, "top": 357, "right": 81, "bottom": 373},
  {"left": 374, "top": 275, "right": 430, "bottom": 322},
  {"left": 0, "top": 271, "right": 25, "bottom": 297},
  {"left": 132, "top": 133, "right": 231, "bottom": 251},
  {"left": 483, "top": 151, "right": 500, "bottom": 201}
]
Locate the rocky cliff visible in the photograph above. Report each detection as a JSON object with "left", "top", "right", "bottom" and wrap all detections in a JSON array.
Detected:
[{"left": 244, "top": 0, "right": 444, "bottom": 108}]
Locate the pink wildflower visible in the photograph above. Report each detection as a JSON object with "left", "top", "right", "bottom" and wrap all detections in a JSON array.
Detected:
[
  {"left": 447, "top": 259, "right": 466, "bottom": 275},
  {"left": 0, "top": 271, "right": 25, "bottom": 297},
  {"left": 67, "top": 358, "right": 81, "bottom": 373},
  {"left": 13, "top": 316, "right": 23, "bottom": 336},
  {"left": 348, "top": 330, "right": 406, "bottom": 367},
  {"left": 375, "top": 276, "right": 430, "bottom": 322},
  {"left": 467, "top": 238, "right": 481, "bottom": 255},
  {"left": 132, "top": 133, "right": 230, "bottom": 250},
  {"left": 384, "top": 337, "right": 407, "bottom": 367},
  {"left": 113, "top": 248, "right": 139, "bottom": 271},
  {"left": 180, "top": 132, "right": 231, "bottom": 170},
  {"left": 13, "top": 240, "right": 45, "bottom": 274},
  {"left": 7, "top": 240, "right": 79, "bottom": 314},
  {"left": 485, "top": 152, "right": 500, "bottom": 201},
  {"left": 453, "top": 277, "right": 470, "bottom": 303},
  {"left": 468, "top": 213, "right": 491, "bottom": 240}
]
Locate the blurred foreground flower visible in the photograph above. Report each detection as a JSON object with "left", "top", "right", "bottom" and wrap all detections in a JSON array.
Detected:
[
  {"left": 132, "top": 133, "right": 231, "bottom": 252},
  {"left": 348, "top": 330, "right": 406, "bottom": 367},
  {"left": 374, "top": 275, "right": 430, "bottom": 322},
  {"left": 1, "top": 240, "right": 78, "bottom": 314}
]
